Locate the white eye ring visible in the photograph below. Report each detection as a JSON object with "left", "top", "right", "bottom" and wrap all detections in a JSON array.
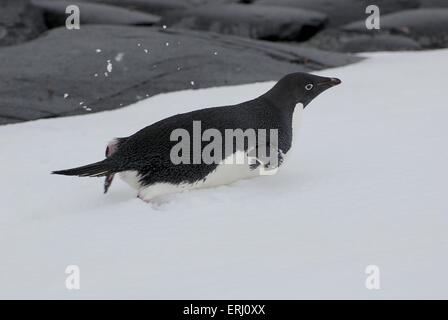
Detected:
[{"left": 305, "top": 84, "right": 313, "bottom": 91}]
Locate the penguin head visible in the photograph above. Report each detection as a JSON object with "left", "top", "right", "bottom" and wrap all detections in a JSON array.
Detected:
[{"left": 267, "top": 72, "right": 342, "bottom": 108}]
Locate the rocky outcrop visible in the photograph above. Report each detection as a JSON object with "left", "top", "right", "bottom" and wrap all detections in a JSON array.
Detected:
[
  {"left": 343, "top": 9, "right": 448, "bottom": 49},
  {"left": 0, "top": 0, "right": 47, "bottom": 47},
  {"left": 419, "top": 0, "right": 448, "bottom": 8},
  {"left": 2, "top": 0, "right": 445, "bottom": 125},
  {"left": 32, "top": 0, "right": 161, "bottom": 27},
  {"left": 82, "top": 0, "right": 192, "bottom": 16},
  {"left": 255, "top": 0, "right": 420, "bottom": 27},
  {"left": 308, "top": 8, "right": 448, "bottom": 52},
  {"left": 0, "top": 25, "right": 360, "bottom": 125},
  {"left": 336, "top": 34, "right": 421, "bottom": 53},
  {"left": 165, "top": 4, "right": 327, "bottom": 41},
  {"left": 308, "top": 30, "right": 422, "bottom": 53}
]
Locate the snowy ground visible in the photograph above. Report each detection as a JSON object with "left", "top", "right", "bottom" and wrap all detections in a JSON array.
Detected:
[{"left": 1, "top": 49, "right": 448, "bottom": 299}]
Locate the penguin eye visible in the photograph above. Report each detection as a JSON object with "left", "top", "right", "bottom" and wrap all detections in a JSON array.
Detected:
[{"left": 305, "top": 84, "right": 314, "bottom": 91}]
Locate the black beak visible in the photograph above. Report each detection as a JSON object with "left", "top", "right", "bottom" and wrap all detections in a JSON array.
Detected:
[{"left": 318, "top": 78, "right": 342, "bottom": 87}]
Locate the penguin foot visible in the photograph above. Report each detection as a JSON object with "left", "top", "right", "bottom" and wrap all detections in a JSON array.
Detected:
[
  {"left": 137, "top": 193, "right": 151, "bottom": 203},
  {"left": 104, "top": 174, "right": 115, "bottom": 194}
]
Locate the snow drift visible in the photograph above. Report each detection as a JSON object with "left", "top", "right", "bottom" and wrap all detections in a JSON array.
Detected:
[{"left": 0, "top": 49, "right": 447, "bottom": 299}]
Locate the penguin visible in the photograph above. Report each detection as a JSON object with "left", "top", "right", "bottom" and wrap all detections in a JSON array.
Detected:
[{"left": 53, "top": 72, "right": 341, "bottom": 202}]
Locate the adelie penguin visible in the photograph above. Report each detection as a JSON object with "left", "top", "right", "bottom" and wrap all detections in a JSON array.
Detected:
[{"left": 53, "top": 72, "right": 341, "bottom": 202}]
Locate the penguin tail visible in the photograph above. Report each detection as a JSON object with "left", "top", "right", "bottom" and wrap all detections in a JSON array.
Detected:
[{"left": 52, "top": 159, "right": 115, "bottom": 178}]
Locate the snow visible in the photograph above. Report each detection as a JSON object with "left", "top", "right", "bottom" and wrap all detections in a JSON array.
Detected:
[
  {"left": 114, "top": 52, "right": 125, "bottom": 62},
  {"left": 106, "top": 60, "right": 113, "bottom": 73},
  {"left": 1, "top": 49, "right": 447, "bottom": 299}
]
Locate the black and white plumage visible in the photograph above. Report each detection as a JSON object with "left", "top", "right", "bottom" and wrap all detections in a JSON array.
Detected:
[{"left": 53, "top": 72, "right": 341, "bottom": 201}]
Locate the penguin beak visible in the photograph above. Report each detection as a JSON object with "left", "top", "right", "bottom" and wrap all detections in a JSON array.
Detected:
[{"left": 318, "top": 78, "right": 342, "bottom": 87}]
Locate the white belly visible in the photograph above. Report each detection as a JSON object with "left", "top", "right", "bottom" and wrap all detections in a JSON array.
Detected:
[
  {"left": 291, "top": 103, "right": 304, "bottom": 154},
  {"left": 119, "top": 170, "right": 141, "bottom": 190},
  {"left": 136, "top": 151, "right": 277, "bottom": 200}
]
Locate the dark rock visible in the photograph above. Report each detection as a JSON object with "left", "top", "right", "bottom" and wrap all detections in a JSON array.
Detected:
[
  {"left": 183, "top": 28, "right": 360, "bottom": 68},
  {"left": 32, "top": 0, "right": 161, "bottom": 27},
  {"left": 165, "top": 4, "right": 327, "bottom": 41},
  {"left": 86, "top": 0, "right": 239, "bottom": 16},
  {"left": 308, "top": 29, "right": 421, "bottom": 52},
  {"left": 343, "top": 9, "right": 448, "bottom": 49},
  {"left": 255, "top": 0, "right": 420, "bottom": 27},
  {"left": 0, "top": 0, "right": 47, "bottom": 47},
  {"left": 419, "top": 0, "right": 448, "bottom": 8},
  {"left": 0, "top": 117, "right": 24, "bottom": 126},
  {"left": 82, "top": 0, "right": 191, "bottom": 16},
  {"left": 337, "top": 34, "right": 421, "bottom": 53},
  {"left": 0, "top": 25, "right": 360, "bottom": 124}
]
